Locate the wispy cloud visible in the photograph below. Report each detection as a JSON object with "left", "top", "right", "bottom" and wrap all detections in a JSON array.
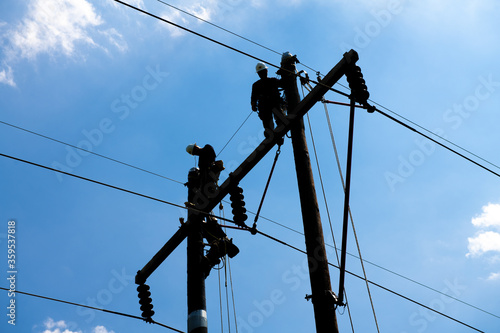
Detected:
[
  {"left": 0, "top": 0, "right": 128, "bottom": 87},
  {"left": 467, "top": 231, "right": 500, "bottom": 257},
  {"left": 92, "top": 325, "right": 115, "bottom": 333},
  {"left": 0, "top": 64, "right": 15, "bottom": 87},
  {"left": 158, "top": 1, "right": 216, "bottom": 37},
  {"left": 487, "top": 272, "right": 500, "bottom": 281},
  {"left": 467, "top": 202, "right": 500, "bottom": 279},
  {"left": 40, "top": 318, "right": 115, "bottom": 333},
  {"left": 9, "top": 0, "right": 103, "bottom": 60},
  {"left": 42, "top": 317, "right": 81, "bottom": 333},
  {"left": 106, "top": 0, "right": 145, "bottom": 9},
  {"left": 472, "top": 202, "right": 500, "bottom": 229}
]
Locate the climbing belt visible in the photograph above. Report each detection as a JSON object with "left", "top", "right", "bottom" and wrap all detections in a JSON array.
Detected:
[{"left": 251, "top": 145, "right": 281, "bottom": 231}]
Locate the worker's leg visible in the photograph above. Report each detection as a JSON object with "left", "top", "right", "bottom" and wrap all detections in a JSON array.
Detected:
[{"left": 259, "top": 111, "right": 274, "bottom": 134}]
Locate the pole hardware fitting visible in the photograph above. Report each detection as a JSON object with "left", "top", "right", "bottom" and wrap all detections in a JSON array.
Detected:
[
  {"left": 298, "top": 70, "right": 310, "bottom": 86},
  {"left": 304, "top": 290, "right": 341, "bottom": 306},
  {"left": 249, "top": 222, "right": 258, "bottom": 235},
  {"left": 137, "top": 282, "right": 155, "bottom": 322},
  {"left": 135, "top": 270, "right": 146, "bottom": 285}
]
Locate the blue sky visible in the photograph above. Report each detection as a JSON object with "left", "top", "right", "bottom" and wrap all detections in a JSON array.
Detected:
[{"left": 1, "top": 0, "right": 500, "bottom": 332}]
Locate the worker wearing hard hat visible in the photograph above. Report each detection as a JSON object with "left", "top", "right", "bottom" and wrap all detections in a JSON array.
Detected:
[{"left": 251, "top": 62, "right": 284, "bottom": 145}]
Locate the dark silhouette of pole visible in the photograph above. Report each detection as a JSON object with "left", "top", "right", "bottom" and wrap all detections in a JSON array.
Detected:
[
  {"left": 186, "top": 207, "right": 207, "bottom": 333},
  {"left": 280, "top": 53, "right": 339, "bottom": 333},
  {"left": 186, "top": 165, "right": 209, "bottom": 333},
  {"left": 337, "top": 96, "right": 356, "bottom": 305},
  {"left": 134, "top": 50, "right": 361, "bottom": 332}
]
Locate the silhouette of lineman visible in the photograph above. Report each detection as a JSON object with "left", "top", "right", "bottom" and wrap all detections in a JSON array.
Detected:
[{"left": 251, "top": 62, "right": 285, "bottom": 146}]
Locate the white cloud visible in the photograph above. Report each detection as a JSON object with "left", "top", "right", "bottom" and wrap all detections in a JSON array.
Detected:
[
  {"left": 40, "top": 319, "right": 114, "bottom": 333},
  {"left": 0, "top": 64, "right": 15, "bottom": 87},
  {"left": 42, "top": 318, "right": 81, "bottom": 333},
  {"left": 44, "top": 318, "right": 66, "bottom": 329},
  {"left": 9, "top": 0, "right": 103, "bottom": 60},
  {"left": 100, "top": 28, "right": 128, "bottom": 53},
  {"left": 487, "top": 272, "right": 500, "bottom": 281},
  {"left": 158, "top": 1, "right": 216, "bottom": 38},
  {"left": 106, "top": 0, "right": 144, "bottom": 9},
  {"left": 157, "top": 0, "right": 235, "bottom": 37},
  {"left": 467, "top": 231, "right": 500, "bottom": 257},
  {"left": 0, "top": 0, "right": 130, "bottom": 86},
  {"left": 159, "top": 10, "right": 190, "bottom": 38},
  {"left": 93, "top": 326, "right": 115, "bottom": 333},
  {"left": 472, "top": 203, "right": 500, "bottom": 229}
]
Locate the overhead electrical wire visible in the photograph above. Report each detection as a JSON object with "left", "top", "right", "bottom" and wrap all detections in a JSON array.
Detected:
[
  {"left": 300, "top": 87, "right": 356, "bottom": 332},
  {"left": 0, "top": 151, "right": 236, "bottom": 225},
  {"left": 0, "top": 287, "right": 184, "bottom": 332},
  {"left": 217, "top": 111, "right": 253, "bottom": 157},
  {"left": 113, "top": 0, "right": 348, "bottom": 99},
  {"left": 373, "top": 107, "right": 500, "bottom": 178},
  {"left": 0, "top": 119, "right": 183, "bottom": 184},
  {"left": 1, "top": 3, "right": 496, "bottom": 331},
  {"left": 2, "top": 117, "right": 499, "bottom": 320},
  {"left": 312, "top": 97, "right": 380, "bottom": 332},
  {"left": 371, "top": 100, "right": 500, "bottom": 172},
  {"left": 155, "top": 0, "right": 500, "bottom": 177},
  {"left": 1, "top": 150, "right": 497, "bottom": 329},
  {"left": 1, "top": 119, "right": 499, "bottom": 320},
  {"left": 156, "top": 0, "right": 281, "bottom": 56},
  {"left": 304, "top": 113, "right": 366, "bottom": 333},
  {"left": 113, "top": 0, "right": 500, "bottom": 184},
  {"left": 2, "top": 0, "right": 499, "bottom": 316},
  {"left": 2, "top": 1, "right": 496, "bottom": 190},
  {"left": 253, "top": 230, "right": 486, "bottom": 333},
  {"left": 154, "top": 0, "right": 320, "bottom": 75}
]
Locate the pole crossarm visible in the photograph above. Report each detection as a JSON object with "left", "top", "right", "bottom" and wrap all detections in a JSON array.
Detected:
[
  {"left": 134, "top": 50, "right": 361, "bottom": 332},
  {"left": 136, "top": 221, "right": 191, "bottom": 284},
  {"left": 198, "top": 50, "right": 360, "bottom": 216}
]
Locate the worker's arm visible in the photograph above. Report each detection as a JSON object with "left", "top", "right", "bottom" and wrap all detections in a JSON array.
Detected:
[{"left": 250, "top": 82, "right": 258, "bottom": 111}]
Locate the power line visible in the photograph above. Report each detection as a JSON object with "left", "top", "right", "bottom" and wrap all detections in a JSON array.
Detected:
[
  {"left": 2, "top": 120, "right": 498, "bottom": 321},
  {"left": 0, "top": 287, "right": 184, "bottom": 332},
  {"left": 113, "top": 0, "right": 349, "bottom": 100},
  {"left": 371, "top": 100, "right": 500, "bottom": 172},
  {"left": 0, "top": 119, "right": 183, "bottom": 184},
  {"left": 118, "top": 0, "right": 500, "bottom": 181},
  {"left": 312, "top": 98, "right": 379, "bottom": 332},
  {"left": 0, "top": 149, "right": 496, "bottom": 332},
  {"left": 372, "top": 107, "right": 500, "bottom": 178},
  {"left": 254, "top": 230, "right": 486, "bottom": 333},
  {"left": 0, "top": 152, "right": 235, "bottom": 226},
  {"left": 217, "top": 111, "right": 253, "bottom": 157},
  {"left": 156, "top": 0, "right": 281, "bottom": 56},
  {"left": 113, "top": 0, "right": 277, "bottom": 70},
  {"left": 250, "top": 206, "right": 500, "bottom": 321},
  {"left": 154, "top": 0, "right": 321, "bottom": 76}
]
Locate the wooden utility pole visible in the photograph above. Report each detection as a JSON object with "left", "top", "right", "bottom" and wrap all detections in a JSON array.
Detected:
[
  {"left": 280, "top": 53, "right": 340, "bottom": 333},
  {"left": 186, "top": 196, "right": 208, "bottom": 333},
  {"left": 135, "top": 50, "right": 361, "bottom": 332}
]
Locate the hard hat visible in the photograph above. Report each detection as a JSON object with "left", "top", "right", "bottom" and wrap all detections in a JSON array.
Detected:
[
  {"left": 281, "top": 51, "right": 293, "bottom": 62},
  {"left": 256, "top": 62, "right": 268, "bottom": 73},
  {"left": 186, "top": 143, "right": 200, "bottom": 155},
  {"left": 188, "top": 167, "right": 200, "bottom": 179}
]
